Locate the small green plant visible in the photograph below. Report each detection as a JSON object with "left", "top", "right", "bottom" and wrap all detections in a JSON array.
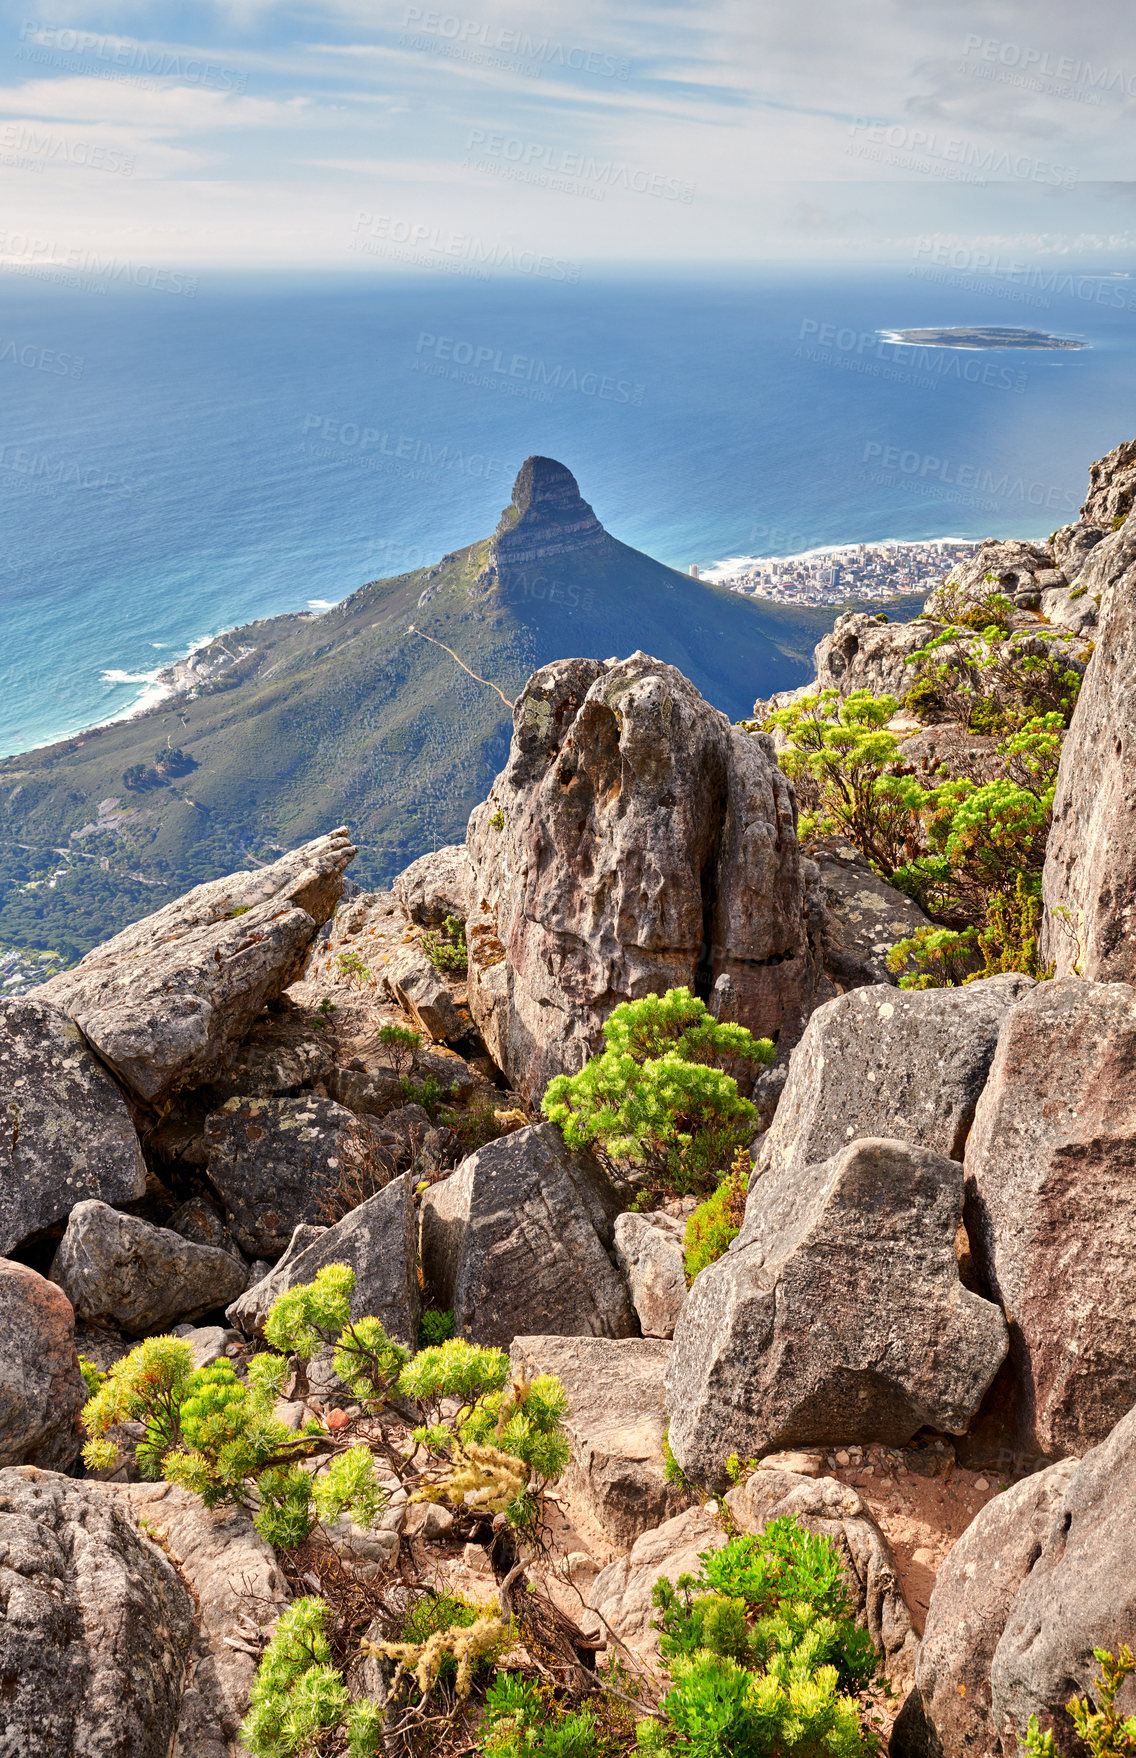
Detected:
[
  {"left": 373, "top": 1021, "right": 421, "bottom": 1076},
  {"left": 1025, "top": 1647, "right": 1136, "bottom": 1758},
  {"left": 335, "top": 949, "right": 372, "bottom": 989},
  {"left": 662, "top": 1424, "right": 690, "bottom": 1490},
  {"left": 421, "top": 914, "right": 468, "bottom": 975},
  {"left": 683, "top": 1148, "right": 750, "bottom": 1282},
  {"left": 419, "top": 1307, "right": 456, "bottom": 1348},
  {"left": 489, "top": 809, "right": 505, "bottom": 830},
  {"left": 1112, "top": 513, "right": 1128, "bottom": 531},
  {"left": 400, "top": 1073, "right": 444, "bottom": 1108},
  {"left": 78, "top": 1355, "right": 105, "bottom": 1397},
  {"left": 241, "top": 1597, "right": 383, "bottom": 1758},
  {"left": 542, "top": 989, "right": 772, "bottom": 1195}
]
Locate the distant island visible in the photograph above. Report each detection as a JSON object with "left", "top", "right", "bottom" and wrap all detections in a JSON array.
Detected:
[{"left": 880, "top": 326, "right": 1084, "bottom": 350}]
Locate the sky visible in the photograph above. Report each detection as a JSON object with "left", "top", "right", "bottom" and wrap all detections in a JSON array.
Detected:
[{"left": 0, "top": 0, "right": 1134, "bottom": 273}]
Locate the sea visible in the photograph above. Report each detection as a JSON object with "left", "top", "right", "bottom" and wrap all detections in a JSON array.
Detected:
[{"left": 2, "top": 261, "right": 1135, "bottom": 757}]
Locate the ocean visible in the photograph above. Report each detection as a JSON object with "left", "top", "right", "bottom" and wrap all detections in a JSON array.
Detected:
[{"left": 2, "top": 262, "right": 1134, "bottom": 757}]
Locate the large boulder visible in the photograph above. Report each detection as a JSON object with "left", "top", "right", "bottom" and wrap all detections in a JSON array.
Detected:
[
  {"left": 204, "top": 1092, "right": 374, "bottom": 1257},
  {"left": 419, "top": 1123, "right": 635, "bottom": 1347},
  {"left": 35, "top": 828, "right": 355, "bottom": 1103},
  {"left": 726, "top": 1468, "right": 918, "bottom": 1687},
  {"left": 50, "top": 1201, "right": 249, "bottom": 1336},
  {"left": 586, "top": 1504, "right": 725, "bottom": 1655},
  {"left": 753, "top": 975, "right": 1033, "bottom": 1187},
  {"left": 464, "top": 653, "right": 815, "bottom": 1103},
  {"left": 204, "top": 1003, "right": 335, "bottom": 1101},
  {"left": 0, "top": 1465, "right": 196, "bottom": 1758},
  {"left": 963, "top": 978, "right": 1136, "bottom": 1459},
  {"left": 665, "top": 1139, "right": 1008, "bottom": 1483},
  {"left": 392, "top": 843, "right": 473, "bottom": 927},
  {"left": 755, "top": 614, "right": 934, "bottom": 720},
  {"left": 897, "top": 1400, "right": 1136, "bottom": 1758},
  {"left": 226, "top": 1175, "right": 419, "bottom": 1347},
  {"left": 802, "top": 838, "right": 932, "bottom": 990},
  {"left": 0, "top": 1259, "right": 86, "bottom": 1470},
  {"left": 0, "top": 995, "right": 145, "bottom": 1254},
  {"left": 510, "top": 1334, "right": 692, "bottom": 1553},
  {"left": 380, "top": 942, "right": 466, "bottom": 1043},
  {"left": 612, "top": 1212, "right": 687, "bottom": 1339}
]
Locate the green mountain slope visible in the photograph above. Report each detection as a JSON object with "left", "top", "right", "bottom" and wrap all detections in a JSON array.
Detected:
[{"left": 0, "top": 458, "right": 919, "bottom": 966}]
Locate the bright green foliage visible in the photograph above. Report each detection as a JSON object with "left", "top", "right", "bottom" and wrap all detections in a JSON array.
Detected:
[
  {"left": 458, "top": 1373, "right": 571, "bottom": 1487},
  {"left": 902, "top": 612, "right": 1083, "bottom": 733},
  {"left": 335, "top": 949, "right": 372, "bottom": 989},
  {"left": 1025, "top": 1648, "right": 1136, "bottom": 1758},
  {"left": 374, "top": 1021, "right": 421, "bottom": 1076},
  {"left": 479, "top": 1674, "right": 602, "bottom": 1758},
  {"left": 542, "top": 989, "right": 770, "bottom": 1194},
  {"left": 81, "top": 1335, "right": 197, "bottom": 1475},
  {"left": 887, "top": 876, "right": 1047, "bottom": 989},
  {"left": 241, "top": 1597, "right": 383, "bottom": 1758},
  {"left": 422, "top": 914, "right": 468, "bottom": 974},
  {"left": 419, "top": 1306, "right": 457, "bottom": 1347},
  {"left": 78, "top": 1355, "right": 105, "bottom": 1398},
  {"left": 684, "top": 1150, "right": 750, "bottom": 1283},
  {"left": 397, "top": 1591, "right": 483, "bottom": 1686},
  {"left": 264, "top": 1263, "right": 356, "bottom": 1359}
]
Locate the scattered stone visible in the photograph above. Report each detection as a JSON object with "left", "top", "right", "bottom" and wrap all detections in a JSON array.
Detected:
[
  {"left": 402, "top": 1503, "right": 454, "bottom": 1542},
  {"left": 666, "top": 1139, "right": 1008, "bottom": 1481},
  {"left": 0, "top": 995, "right": 146, "bottom": 1255},
  {"left": 204, "top": 1092, "right": 377, "bottom": 1256},
  {"left": 586, "top": 1505, "right": 726, "bottom": 1654},
  {"left": 171, "top": 1323, "right": 240, "bottom": 1370},
  {"left": 756, "top": 1450, "right": 826, "bottom": 1476},
  {"left": 35, "top": 828, "right": 355, "bottom": 1103},
  {"left": 0, "top": 1259, "right": 86, "bottom": 1470},
  {"left": 613, "top": 1212, "right": 687, "bottom": 1339},
  {"left": 50, "top": 1200, "right": 249, "bottom": 1336},
  {"left": 420, "top": 1123, "right": 635, "bottom": 1347},
  {"left": 392, "top": 843, "right": 473, "bottom": 927}
]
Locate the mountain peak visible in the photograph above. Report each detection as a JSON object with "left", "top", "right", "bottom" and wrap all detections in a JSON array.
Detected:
[{"left": 490, "top": 455, "right": 606, "bottom": 565}]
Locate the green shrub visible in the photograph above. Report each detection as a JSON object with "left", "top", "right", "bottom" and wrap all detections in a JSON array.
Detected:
[
  {"left": 542, "top": 989, "right": 771, "bottom": 1195},
  {"left": 374, "top": 1022, "right": 421, "bottom": 1076},
  {"left": 421, "top": 914, "right": 467, "bottom": 975},
  {"left": 1025, "top": 1646, "right": 1136, "bottom": 1758},
  {"left": 241, "top": 1597, "right": 383, "bottom": 1758},
  {"left": 419, "top": 1307, "right": 456, "bottom": 1348},
  {"left": 1112, "top": 513, "right": 1128, "bottom": 531},
  {"left": 335, "top": 949, "right": 371, "bottom": 989},
  {"left": 683, "top": 1149, "right": 749, "bottom": 1282}
]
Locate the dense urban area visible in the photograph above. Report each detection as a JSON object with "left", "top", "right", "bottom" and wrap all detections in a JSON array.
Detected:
[{"left": 699, "top": 537, "right": 981, "bottom": 605}]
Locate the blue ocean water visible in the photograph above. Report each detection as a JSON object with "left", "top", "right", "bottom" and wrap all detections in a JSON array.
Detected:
[{"left": 1, "top": 264, "right": 1134, "bottom": 756}]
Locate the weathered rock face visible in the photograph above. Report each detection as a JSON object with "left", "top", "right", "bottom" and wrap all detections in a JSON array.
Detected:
[
  {"left": 204, "top": 1005, "right": 335, "bottom": 1101},
  {"left": 899, "top": 1401, "right": 1136, "bottom": 1758},
  {"left": 0, "top": 1465, "right": 196, "bottom": 1758},
  {"left": 802, "top": 838, "right": 932, "bottom": 991},
  {"left": 392, "top": 843, "right": 473, "bottom": 927},
  {"left": 755, "top": 615, "right": 932, "bottom": 722},
  {"left": 510, "top": 1334, "right": 692, "bottom": 1553},
  {"left": 753, "top": 975, "right": 1033, "bottom": 1188},
  {"left": 420, "top": 1123, "right": 635, "bottom": 1347},
  {"left": 963, "top": 978, "right": 1136, "bottom": 1459},
  {"left": 487, "top": 454, "right": 606, "bottom": 567},
  {"left": 924, "top": 539, "right": 1057, "bottom": 615},
  {"left": 50, "top": 1201, "right": 249, "bottom": 1336},
  {"left": 0, "top": 995, "right": 145, "bottom": 1254},
  {"left": 226, "top": 1176, "right": 419, "bottom": 1347},
  {"left": 380, "top": 942, "right": 466, "bottom": 1043},
  {"left": 204, "top": 1092, "right": 367, "bottom": 1257},
  {"left": 1041, "top": 543, "right": 1136, "bottom": 981},
  {"left": 612, "top": 1212, "right": 687, "bottom": 1339},
  {"left": 35, "top": 827, "right": 355, "bottom": 1103},
  {"left": 726, "top": 1468, "right": 918, "bottom": 1688},
  {"left": 1078, "top": 434, "right": 1136, "bottom": 529},
  {"left": 666, "top": 1139, "right": 1008, "bottom": 1482},
  {"left": 0, "top": 1259, "right": 86, "bottom": 1470},
  {"left": 586, "top": 1504, "right": 725, "bottom": 1655},
  {"left": 465, "top": 653, "right": 815, "bottom": 1102}
]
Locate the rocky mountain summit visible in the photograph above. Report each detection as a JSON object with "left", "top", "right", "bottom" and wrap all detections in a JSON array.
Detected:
[{"left": 2, "top": 439, "right": 1136, "bottom": 1757}]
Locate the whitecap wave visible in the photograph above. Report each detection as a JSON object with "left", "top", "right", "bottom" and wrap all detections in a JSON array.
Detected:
[{"left": 307, "top": 598, "right": 336, "bottom": 610}]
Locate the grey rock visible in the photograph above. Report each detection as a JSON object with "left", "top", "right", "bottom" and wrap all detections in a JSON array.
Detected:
[
  {"left": 963, "top": 978, "right": 1136, "bottom": 1458},
  {"left": 226, "top": 1175, "right": 419, "bottom": 1347},
  {"left": 1038, "top": 582, "right": 1098, "bottom": 635},
  {"left": 465, "top": 652, "right": 815, "bottom": 1104},
  {"left": 510, "top": 1334, "right": 693, "bottom": 1553},
  {"left": 586, "top": 1504, "right": 725, "bottom": 1654},
  {"left": 171, "top": 1324, "right": 239, "bottom": 1370},
  {"left": 35, "top": 828, "right": 355, "bottom": 1103},
  {"left": 756, "top": 615, "right": 933, "bottom": 721},
  {"left": 1050, "top": 520, "right": 1105, "bottom": 577},
  {"left": 50, "top": 1201, "right": 249, "bottom": 1336},
  {"left": 381, "top": 941, "right": 466, "bottom": 1043},
  {"left": 392, "top": 843, "right": 474, "bottom": 927},
  {"left": 420, "top": 1123, "right": 635, "bottom": 1347},
  {"left": 726, "top": 1468, "right": 918, "bottom": 1687},
  {"left": 613, "top": 1213, "right": 687, "bottom": 1339},
  {"left": 0, "top": 1259, "right": 85, "bottom": 1470},
  {"left": 326, "top": 1062, "right": 404, "bottom": 1117},
  {"left": 1077, "top": 433, "right": 1136, "bottom": 529},
  {"left": 753, "top": 976, "right": 1033, "bottom": 1189},
  {"left": 924, "top": 539, "right": 1053, "bottom": 617},
  {"left": 166, "top": 1195, "right": 243, "bottom": 1260},
  {"left": 204, "top": 1092, "right": 373, "bottom": 1256},
  {"left": 0, "top": 1465, "right": 196, "bottom": 1758},
  {"left": 803, "top": 837, "right": 932, "bottom": 990},
  {"left": 0, "top": 995, "right": 145, "bottom": 1254},
  {"left": 205, "top": 1005, "right": 335, "bottom": 1101},
  {"left": 665, "top": 1139, "right": 1008, "bottom": 1482}
]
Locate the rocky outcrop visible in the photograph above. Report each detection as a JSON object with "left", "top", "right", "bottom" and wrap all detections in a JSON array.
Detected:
[
  {"left": 465, "top": 653, "right": 815, "bottom": 1102},
  {"left": 752, "top": 976, "right": 1032, "bottom": 1187},
  {"left": 392, "top": 843, "right": 473, "bottom": 927},
  {"left": 485, "top": 454, "right": 606, "bottom": 569},
  {"left": 420, "top": 1123, "right": 635, "bottom": 1347},
  {"left": 726, "top": 1467, "right": 919, "bottom": 1687},
  {"left": 586, "top": 1504, "right": 725, "bottom": 1654},
  {"left": 963, "top": 978, "right": 1136, "bottom": 1459},
  {"left": 802, "top": 838, "right": 931, "bottom": 990},
  {"left": 924, "top": 539, "right": 1057, "bottom": 615},
  {"left": 510, "top": 1334, "right": 692, "bottom": 1553},
  {"left": 226, "top": 1176, "right": 419, "bottom": 1347},
  {"left": 0, "top": 1465, "right": 196, "bottom": 1758},
  {"left": 50, "top": 1201, "right": 249, "bottom": 1336},
  {"left": 0, "top": 1259, "right": 86, "bottom": 1470},
  {"left": 666, "top": 1139, "right": 1008, "bottom": 1482},
  {"left": 380, "top": 941, "right": 466, "bottom": 1043},
  {"left": 204, "top": 1004, "right": 334, "bottom": 1101},
  {"left": 204, "top": 1093, "right": 371, "bottom": 1257},
  {"left": 1078, "top": 434, "right": 1136, "bottom": 529},
  {"left": 898, "top": 1400, "right": 1136, "bottom": 1758},
  {"left": 612, "top": 1212, "right": 687, "bottom": 1339},
  {"left": 35, "top": 828, "right": 355, "bottom": 1103},
  {"left": 0, "top": 995, "right": 145, "bottom": 1254},
  {"left": 755, "top": 615, "right": 932, "bottom": 720}
]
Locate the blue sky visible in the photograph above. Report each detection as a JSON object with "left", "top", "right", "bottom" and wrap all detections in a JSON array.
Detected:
[{"left": 0, "top": 0, "right": 1133, "bottom": 272}]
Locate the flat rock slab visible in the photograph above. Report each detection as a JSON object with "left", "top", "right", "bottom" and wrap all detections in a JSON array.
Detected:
[
  {"left": 0, "top": 1258, "right": 85, "bottom": 1470},
  {"left": 0, "top": 995, "right": 145, "bottom": 1254},
  {"left": 667, "top": 1138, "right": 1008, "bottom": 1481},
  {"left": 420, "top": 1122, "right": 635, "bottom": 1347},
  {"left": 0, "top": 1465, "right": 196, "bottom": 1758},
  {"left": 35, "top": 828, "right": 354, "bottom": 1103},
  {"left": 204, "top": 1092, "right": 368, "bottom": 1256},
  {"left": 51, "top": 1200, "right": 249, "bottom": 1336},
  {"left": 510, "top": 1334, "right": 693, "bottom": 1554}
]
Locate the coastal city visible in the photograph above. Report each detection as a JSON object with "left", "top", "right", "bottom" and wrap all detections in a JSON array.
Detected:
[{"left": 697, "top": 537, "right": 982, "bottom": 606}]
